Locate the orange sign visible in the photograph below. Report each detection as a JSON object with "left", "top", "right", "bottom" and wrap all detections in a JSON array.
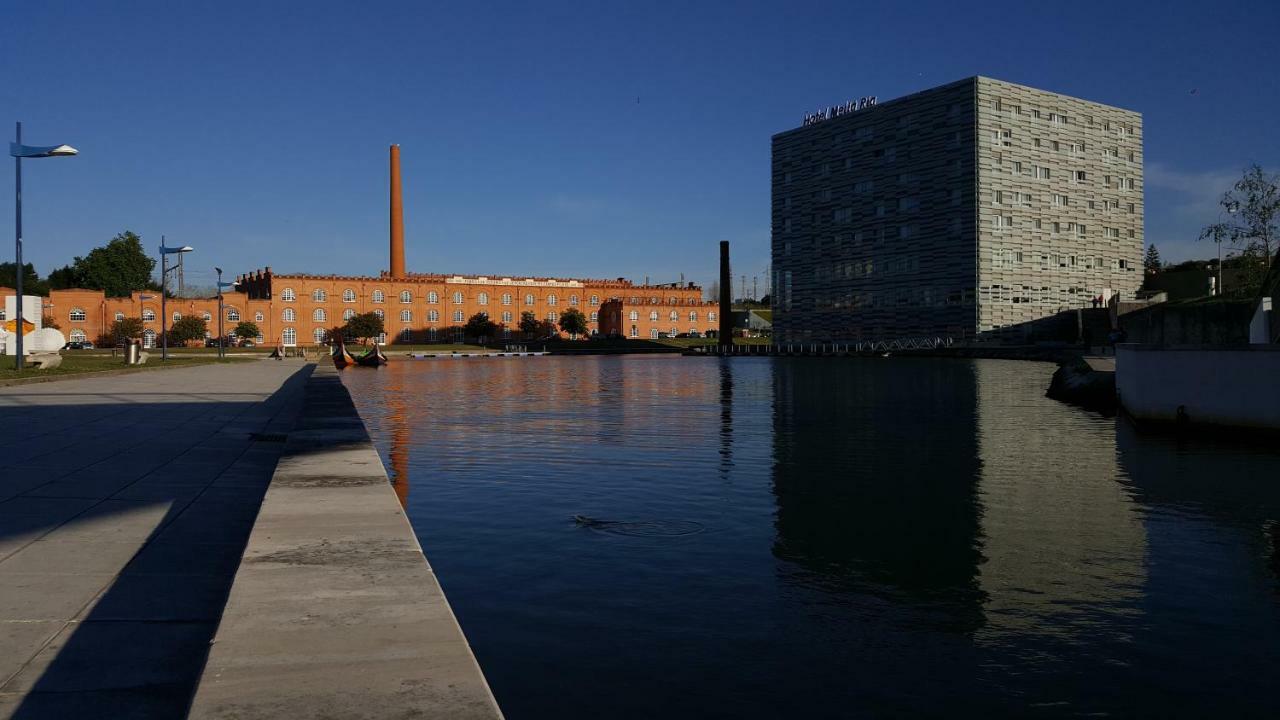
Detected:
[{"left": 2, "top": 318, "right": 36, "bottom": 333}]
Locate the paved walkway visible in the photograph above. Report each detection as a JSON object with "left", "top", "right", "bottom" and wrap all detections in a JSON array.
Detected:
[{"left": 0, "top": 359, "right": 312, "bottom": 718}]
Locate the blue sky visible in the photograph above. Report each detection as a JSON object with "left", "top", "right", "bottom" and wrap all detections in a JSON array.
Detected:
[{"left": 3, "top": 0, "right": 1277, "bottom": 293}]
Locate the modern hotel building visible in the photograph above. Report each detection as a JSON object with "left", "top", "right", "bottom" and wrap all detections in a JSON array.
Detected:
[{"left": 771, "top": 77, "right": 1143, "bottom": 342}]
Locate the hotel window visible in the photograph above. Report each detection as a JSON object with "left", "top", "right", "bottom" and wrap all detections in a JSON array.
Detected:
[
  {"left": 1074, "top": 171, "right": 1087, "bottom": 183},
  {"left": 372, "top": 290, "right": 385, "bottom": 303},
  {"left": 281, "top": 288, "right": 295, "bottom": 301},
  {"left": 854, "top": 180, "right": 873, "bottom": 194},
  {"left": 342, "top": 288, "right": 356, "bottom": 302},
  {"left": 502, "top": 311, "right": 512, "bottom": 323},
  {"left": 525, "top": 294, "right": 535, "bottom": 305},
  {"left": 820, "top": 163, "right": 831, "bottom": 177},
  {"left": 478, "top": 292, "right": 489, "bottom": 306},
  {"left": 833, "top": 207, "right": 853, "bottom": 223},
  {"left": 452, "top": 291, "right": 463, "bottom": 304},
  {"left": 255, "top": 312, "right": 264, "bottom": 322},
  {"left": 629, "top": 311, "right": 638, "bottom": 321},
  {"left": 1127, "top": 151, "right": 1136, "bottom": 162},
  {"left": 313, "top": 309, "right": 326, "bottom": 322},
  {"left": 400, "top": 290, "right": 413, "bottom": 303},
  {"left": 783, "top": 218, "right": 792, "bottom": 233},
  {"left": 1077, "top": 225, "right": 1088, "bottom": 238},
  {"left": 172, "top": 312, "right": 182, "bottom": 322},
  {"left": 313, "top": 328, "right": 326, "bottom": 344},
  {"left": 589, "top": 311, "right": 598, "bottom": 322},
  {"left": 282, "top": 328, "right": 296, "bottom": 346},
  {"left": 428, "top": 310, "right": 438, "bottom": 322},
  {"left": 783, "top": 196, "right": 791, "bottom": 209},
  {"left": 993, "top": 190, "right": 1004, "bottom": 206},
  {"left": 569, "top": 295, "right": 579, "bottom": 306},
  {"left": 69, "top": 308, "right": 86, "bottom": 322},
  {"left": 1122, "top": 178, "right": 1135, "bottom": 190},
  {"left": 993, "top": 216, "right": 1013, "bottom": 230},
  {"left": 454, "top": 310, "right": 464, "bottom": 322},
  {"left": 855, "top": 126, "right": 873, "bottom": 141},
  {"left": 502, "top": 293, "right": 512, "bottom": 305},
  {"left": 312, "top": 289, "right": 326, "bottom": 301},
  {"left": 142, "top": 309, "right": 155, "bottom": 321},
  {"left": 689, "top": 311, "right": 698, "bottom": 322},
  {"left": 343, "top": 309, "right": 355, "bottom": 321},
  {"left": 1127, "top": 203, "right": 1135, "bottom": 214},
  {"left": 949, "top": 189, "right": 961, "bottom": 206},
  {"left": 783, "top": 172, "right": 792, "bottom": 184},
  {"left": 374, "top": 309, "right": 385, "bottom": 320},
  {"left": 400, "top": 310, "right": 412, "bottom": 322},
  {"left": 1053, "top": 194, "right": 1068, "bottom": 207},
  {"left": 1105, "top": 227, "right": 1120, "bottom": 239},
  {"left": 547, "top": 294, "right": 557, "bottom": 306},
  {"left": 227, "top": 309, "right": 240, "bottom": 321},
  {"left": 1036, "top": 166, "right": 1050, "bottom": 179}
]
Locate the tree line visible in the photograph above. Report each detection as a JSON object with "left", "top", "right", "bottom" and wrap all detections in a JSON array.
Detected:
[{"left": 0, "top": 231, "right": 161, "bottom": 297}]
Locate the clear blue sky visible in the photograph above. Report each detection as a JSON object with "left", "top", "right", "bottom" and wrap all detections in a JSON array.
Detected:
[{"left": 3, "top": 0, "right": 1277, "bottom": 293}]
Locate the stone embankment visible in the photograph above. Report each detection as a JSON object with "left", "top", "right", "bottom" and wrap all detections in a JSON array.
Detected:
[{"left": 189, "top": 363, "right": 503, "bottom": 719}]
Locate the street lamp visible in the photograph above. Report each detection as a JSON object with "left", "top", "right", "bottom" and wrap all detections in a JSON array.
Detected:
[
  {"left": 159, "top": 237, "right": 194, "bottom": 361},
  {"left": 10, "top": 122, "right": 77, "bottom": 369},
  {"left": 215, "top": 267, "right": 236, "bottom": 360}
]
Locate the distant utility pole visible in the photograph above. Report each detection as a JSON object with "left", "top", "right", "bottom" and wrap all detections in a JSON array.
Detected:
[
  {"left": 740, "top": 275, "right": 746, "bottom": 303},
  {"left": 752, "top": 276, "right": 758, "bottom": 302},
  {"left": 177, "top": 253, "right": 185, "bottom": 296}
]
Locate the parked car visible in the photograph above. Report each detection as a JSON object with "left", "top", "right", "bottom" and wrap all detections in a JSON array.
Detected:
[
  {"left": 62, "top": 341, "right": 94, "bottom": 350},
  {"left": 240, "top": 339, "right": 256, "bottom": 348},
  {"left": 689, "top": 331, "right": 702, "bottom": 338}
]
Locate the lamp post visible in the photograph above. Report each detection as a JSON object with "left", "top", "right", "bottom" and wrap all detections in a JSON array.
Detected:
[
  {"left": 10, "top": 122, "right": 77, "bottom": 369},
  {"left": 159, "top": 237, "right": 194, "bottom": 361},
  {"left": 215, "top": 267, "right": 236, "bottom": 360}
]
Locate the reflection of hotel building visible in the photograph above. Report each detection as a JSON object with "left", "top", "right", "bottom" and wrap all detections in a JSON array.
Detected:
[
  {"left": 3, "top": 145, "right": 718, "bottom": 347},
  {"left": 771, "top": 77, "right": 1143, "bottom": 342}
]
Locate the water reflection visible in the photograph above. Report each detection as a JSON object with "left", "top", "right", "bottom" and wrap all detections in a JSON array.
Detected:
[{"left": 341, "top": 356, "right": 1280, "bottom": 719}]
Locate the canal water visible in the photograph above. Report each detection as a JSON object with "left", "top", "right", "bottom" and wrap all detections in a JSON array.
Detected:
[{"left": 341, "top": 356, "right": 1280, "bottom": 718}]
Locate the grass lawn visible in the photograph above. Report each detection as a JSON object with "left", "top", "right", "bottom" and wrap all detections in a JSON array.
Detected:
[{"left": 0, "top": 354, "right": 250, "bottom": 383}]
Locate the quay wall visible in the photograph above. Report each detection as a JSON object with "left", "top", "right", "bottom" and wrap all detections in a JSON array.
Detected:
[
  {"left": 189, "top": 363, "right": 503, "bottom": 719},
  {"left": 1116, "top": 344, "right": 1280, "bottom": 431}
]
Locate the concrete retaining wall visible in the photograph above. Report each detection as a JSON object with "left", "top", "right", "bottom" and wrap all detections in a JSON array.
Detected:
[
  {"left": 1116, "top": 344, "right": 1280, "bottom": 431},
  {"left": 189, "top": 363, "right": 503, "bottom": 719}
]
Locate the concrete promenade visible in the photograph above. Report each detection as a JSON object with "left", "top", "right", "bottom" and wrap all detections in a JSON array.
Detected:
[
  {"left": 0, "top": 359, "right": 312, "bottom": 718},
  {"left": 188, "top": 363, "right": 503, "bottom": 719}
]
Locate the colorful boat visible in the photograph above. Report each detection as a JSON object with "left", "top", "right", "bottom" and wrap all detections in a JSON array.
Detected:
[{"left": 355, "top": 343, "right": 388, "bottom": 367}]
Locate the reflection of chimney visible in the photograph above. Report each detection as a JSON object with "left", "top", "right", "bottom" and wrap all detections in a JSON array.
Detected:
[{"left": 390, "top": 145, "right": 406, "bottom": 279}]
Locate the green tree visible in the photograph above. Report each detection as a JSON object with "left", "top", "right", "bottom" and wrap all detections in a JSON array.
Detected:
[
  {"left": 233, "top": 321, "right": 261, "bottom": 341},
  {"left": 167, "top": 315, "right": 207, "bottom": 345},
  {"left": 1199, "top": 165, "right": 1280, "bottom": 297},
  {"left": 464, "top": 312, "right": 497, "bottom": 340},
  {"left": 1142, "top": 244, "right": 1162, "bottom": 287},
  {"left": 44, "top": 264, "right": 82, "bottom": 290},
  {"left": 0, "top": 262, "right": 48, "bottom": 295},
  {"left": 341, "top": 313, "right": 383, "bottom": 344},
  {"left": 559, "top": 307, "right": 588, "bottom": 338},
  {"left": 70, "top": 231, "right": 158, "bottom": 297},
  {"left": 518, "top": 310, "right": 539, "bottom": 336},
  {"left": 109, "top": 317, "right": 145, "bottom": 341}
]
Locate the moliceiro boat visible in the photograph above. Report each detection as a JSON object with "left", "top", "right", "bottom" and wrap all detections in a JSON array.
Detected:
[
  {"left": 331, "top": 330, "right": 357, "bottom": 369},
  {"left": 355, "top": 343, "right": 389, "bottom": 367}
]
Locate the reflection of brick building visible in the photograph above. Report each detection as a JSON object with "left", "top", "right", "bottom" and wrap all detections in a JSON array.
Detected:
[{"left": 4, "top": 145, "right": 719, "bottom": 347}]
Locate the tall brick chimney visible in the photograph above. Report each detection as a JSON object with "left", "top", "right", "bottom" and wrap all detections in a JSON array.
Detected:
[
  {"left": 389, "top": 144, "right": 406, "bottom": 279},
  {"left": 719, "top": 241, "right": 732, "bottom": 348}
]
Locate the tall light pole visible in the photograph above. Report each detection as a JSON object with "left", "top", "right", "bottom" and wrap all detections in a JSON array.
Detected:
[
  {"left": 215, "top": 267, "right": 236, "bottom": 359},
  {"left": 159, "top": 237, "right": 194, "bottom": 361},
  {"left": 10, "top": 122, "right": 77, "bottom": 369}
]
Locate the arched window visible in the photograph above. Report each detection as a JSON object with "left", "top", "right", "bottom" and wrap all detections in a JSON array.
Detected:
[
  {"left": 172, "top": 312, "right": 182, "bottom": 322},
  {"left": 670, "top": 327, "right": 678, "bottom": 336},
  {"left": 452, "top": 291, "right": 464, "bottom": 304},
  {"left": 374, "top": 309, "right": 385, "bottom": 319},
  {"left": 400, "top": 290, "right": 413, "bottom": 304},
  {"left": 312, "top": 309, "right": 326, "bottom": 322},
  {"left": 283, "top": 308, "right": 296, "bottom": 322},
  {"left": 452, "top": 310, "right": 464, "bottom": 322},
  {"left": 69, "top": 329, "right": 87, "bottom": 342},
  {"left": 629, "top": 311, "right": 638, "bottom": 321},
  {"left": 281, "top": 288, "right": 296, "bottom": 301},
  {"left": 428, "top": 310, "right": 439, "bottom": 322},
  {"left": 525, "top": 294, "right": 535, "bottom": 305},
  {"left": 282, "top": 327, "right": 296, "bottom": 346},
  {"left": 401, "top": 328, "right": 414, "bottom": 342},
  {"left": 590, "top": 295, "right": 599, "bottom": 305},
  {"left": 669, "top": 310, "right": 678, "bottom": 321},
  {"left": 400, "top": 309, "right": 412, "bottom": 322},
  {"left": 143, "top": 329, "right": 156, "bottom": 347},
  {"left": 376, "top": 332, "right": 387, "bottom": 345},
  {"left": 312, "top": 288, "right": 327, "bottom": 301},
  {"left": 142, "top": 308, "right": 156, "bottom": 321},
  {"left": 69, "top": 308, "right": 86, "bottom": 322},
  {"left": 590, "top": 311, "right": 598, "bottom": 322},
  {"left": 547, "top": 311, "right": 558, "bottom": 323},
  {"left": 650, "top": 329, "right": 659, "bottom": 339},
  {"left": 501, "top": 311, "right": 512, "bottom": 323},
  {"left": 343, "top": 309, "right": 356, "bottom": 320},
  {"left": 372, "top": 290, "right": 385, "bottom": 303},
  {"left": 254, "top": 312, "right": 263, "bottom": 322},
  {"left": 227, "top": 309, "right": 240, "bottom": 321},
  {"left": 569, "top": 295, "right": 579, "bottom": 306},
  {"left": 202, "top": 312, "right": 212, "bottom": 322},
  {"left": 478, "top": 292, "right": 488, "bottom": 306},
  {"left": 427, "top": 291, "right": 438, "bottom": 304},
  {"left": 502, "top": 293, "right": 512, "bottom": 305},
  {"left": 547, "top": 294, "right": 558, "bottom": 306},
  {"left": 649, "top": 311, "right": 658, "bottom": 321},
  {"left": 313, "top": 327, "right": 326, "bottom": 344},
  {"left": 114, "top": 311, "right": 125, "bottom": 321},
  {"left": 629, "top": 325, "right": 638, "bottom": 338},
  {"left": 689, "top": 311, "right": 698, "bottom": 322},
  {"left": 342, "top": 288, "right": 356, "bottom": 302}
]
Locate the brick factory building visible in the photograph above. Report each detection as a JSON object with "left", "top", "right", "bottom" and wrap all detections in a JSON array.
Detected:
[
  {"left": 771, "top": 77, "right": 1143, "bottom": 343},
  {"left": 4, "top": 145, "right": 718, "bottom": 347}
]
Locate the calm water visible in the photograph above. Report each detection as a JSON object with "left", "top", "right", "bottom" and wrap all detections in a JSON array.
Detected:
[{"left": 342, "top": 356, "right": 1280, "bottom": 718}]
